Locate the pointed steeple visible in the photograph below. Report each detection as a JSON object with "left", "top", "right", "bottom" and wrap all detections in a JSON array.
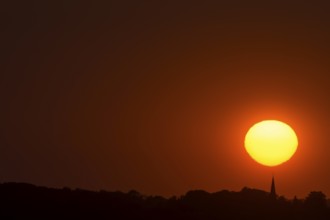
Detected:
[{"left": 270, "top": 175, "right": 277, "bottom": 199}]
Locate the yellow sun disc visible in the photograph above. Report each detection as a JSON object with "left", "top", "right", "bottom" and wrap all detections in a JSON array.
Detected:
[{"left": 244, "top": 120, "right": 298, "bottom": 167}]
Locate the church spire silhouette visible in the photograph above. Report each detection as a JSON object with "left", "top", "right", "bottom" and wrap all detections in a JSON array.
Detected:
[{"left": 270, "top": 175, "right": 277, "bottom": 199}]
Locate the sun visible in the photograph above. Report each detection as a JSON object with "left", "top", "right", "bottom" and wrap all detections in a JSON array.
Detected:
[{"left": 244, "top": 120, "right": 298, "bottom": 167}]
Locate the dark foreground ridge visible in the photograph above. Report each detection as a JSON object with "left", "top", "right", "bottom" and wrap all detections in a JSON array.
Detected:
[{"left": 0, "top": 182, "right": 329, "bottom": 220}]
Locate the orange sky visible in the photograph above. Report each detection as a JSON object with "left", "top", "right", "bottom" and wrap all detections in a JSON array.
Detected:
[{"left": 1, "top": 1, "right": 330, "bottom": 198}]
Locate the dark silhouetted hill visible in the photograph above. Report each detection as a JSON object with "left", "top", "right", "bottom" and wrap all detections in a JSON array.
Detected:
[{"left": 0, "top": 182, "right": 329, "bottom": 219}]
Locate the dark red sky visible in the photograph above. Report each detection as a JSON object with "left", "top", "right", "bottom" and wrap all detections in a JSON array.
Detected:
[{"left": 1, "top": 1, "right": 330, "bottom": 198}]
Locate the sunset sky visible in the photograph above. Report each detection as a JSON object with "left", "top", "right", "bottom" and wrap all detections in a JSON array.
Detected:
[{"left": 2, "top": 1, "right": 330, "bottom": 198}]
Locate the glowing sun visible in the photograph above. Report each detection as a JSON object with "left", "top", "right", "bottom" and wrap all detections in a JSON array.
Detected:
[{"left": 244, "top": 120, "right": 298, "bottom": 167}]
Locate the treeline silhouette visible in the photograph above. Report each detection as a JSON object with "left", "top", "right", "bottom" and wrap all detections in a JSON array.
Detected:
[{"left": 0, "top": 182, "right": 329, "bottom": 219}]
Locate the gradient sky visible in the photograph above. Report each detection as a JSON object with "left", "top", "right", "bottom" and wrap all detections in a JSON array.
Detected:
[{"left": 2, "top": 1, "right": 330, "bottom": 198}]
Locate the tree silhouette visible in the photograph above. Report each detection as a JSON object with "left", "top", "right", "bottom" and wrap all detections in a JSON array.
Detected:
[
  {"left": 0, "top": 182, "right": 329, "bottom": 220},
  {"left": 305, "top": 191, "right": 327, "bottom": 209}
]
